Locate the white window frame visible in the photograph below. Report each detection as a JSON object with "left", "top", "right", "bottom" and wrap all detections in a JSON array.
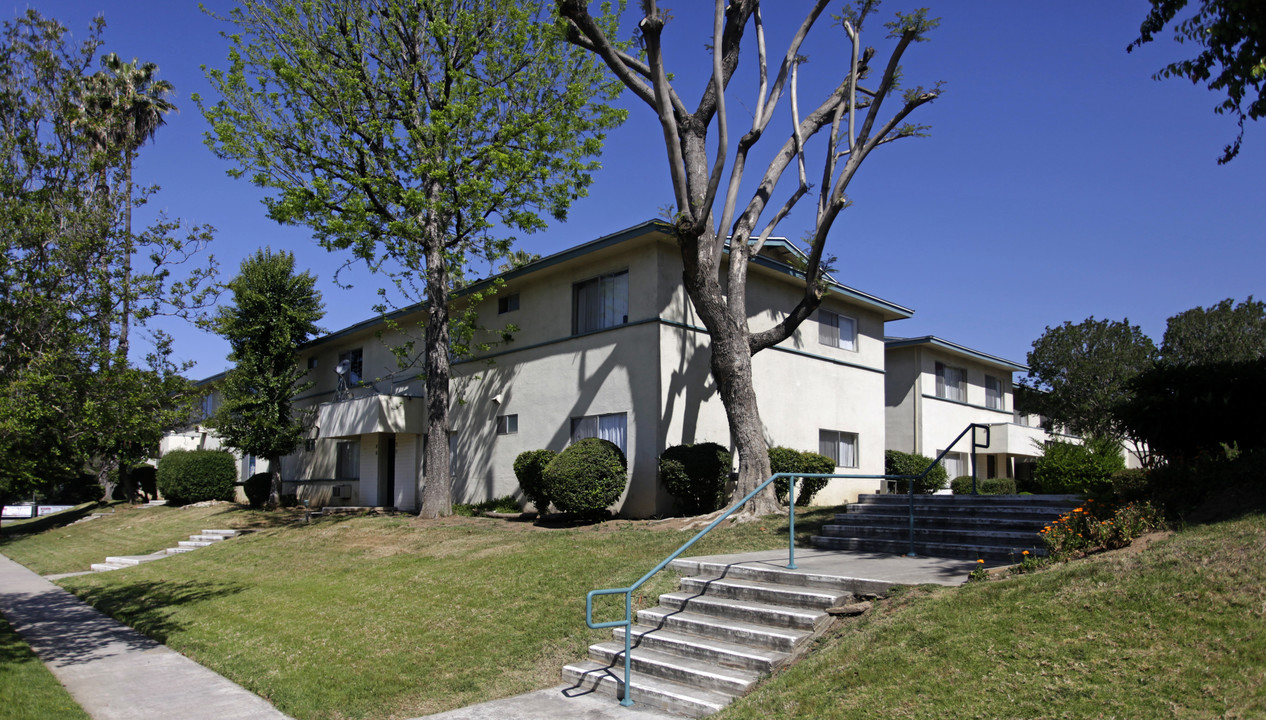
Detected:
[
  {"left": 985, "top": 374, "right": 1003, "bottom": 410},
  {"left": 498, "top": 293, "right": 520, "bottom": 314},
  {"left": 819, "top": 429, "right": 858, "bottom": 469},
  {"left": 572, "top": 270, "right": 629, "bottom": 334},
  {"left": 935, "top": 362, "right": 966, "bottom": 402},
  {"left": 940, "top": 450, "right": 966, "bottom": 479},
  {"left": 817, "top": 310, "right": 857, "bottom": 352},
  {"left": 496, "top": 414, "right": 518, "bottom": 435},
  {"left": 570, "top": 412, "right": 628, "bottom": 454},
  {"left": 335, "top": 440, "right": 360, "bottom": 481}
]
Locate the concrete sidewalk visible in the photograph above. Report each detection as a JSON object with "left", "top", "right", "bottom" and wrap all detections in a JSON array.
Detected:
[{"left": 0, "top": 553, "right": 291, "bottom": 720}]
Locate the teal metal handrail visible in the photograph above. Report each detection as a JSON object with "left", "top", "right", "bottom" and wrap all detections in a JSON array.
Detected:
[{"left": 582, "top": 423, "right": 993, "bottom": 707}]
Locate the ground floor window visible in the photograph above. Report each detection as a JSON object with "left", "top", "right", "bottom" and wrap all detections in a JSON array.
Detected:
[
  {"left": 570, "top": 412, "right": 627, "bottom": 454},
  {"left": 939, "top": 450, "right": 966, "bottom": 479},
  {"left": 336, "top": 440, "right": 360, "bottom": 481},
  {"left": 819, "top": 430, "right": 858, "bottom": 468}
]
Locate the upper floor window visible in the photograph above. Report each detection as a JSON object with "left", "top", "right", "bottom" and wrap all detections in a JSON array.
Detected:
[
  {"left": 571, "top": 411, "right": 627, "bottom": 454},
  {"left": 935, "top": 361, "right": 966, "bottom": 402},
  {"left": 819, "top": 429, "right": 858, "bottom": 469},
  {"left": 338, "top": 348, "right": 363, "bottom": 386},
  {"left": 985, "top": 375, "right": 1003, "bottom": 410},
  {"left": 498, "top": 293, "right": 520, "bottom": 314},
  {"left": 200, "top": 393, "right": 217, "bottom": 421},
  {"left": 818, "top": 310, "right": 857, "bottom": 351},
  {"left": 573, "top": 270, "right": 628, "bottom": 334}
]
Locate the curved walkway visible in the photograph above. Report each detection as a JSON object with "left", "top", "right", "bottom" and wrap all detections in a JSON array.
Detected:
[{"left": 0, "top": 553, "right": 291, "bottom": 720}]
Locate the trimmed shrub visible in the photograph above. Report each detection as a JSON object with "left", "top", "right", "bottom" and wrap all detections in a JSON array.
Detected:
[
  {"left": 950, "top": 475, "right": 1017, "bottom": 495},
  {"left": 1033, "top": 437, "right": 1125, "bottom": 495},
  {"left": 244, "top": 472, "right": 272, "bottom": 508},
  {"left": 156, "top": 449, "right": 236, "bottom": 505},
  {"left": 543, "top": 438, "right": 627, "bottom": 517},
  {"left": 659, "top": 442, "right": 732, "bottom": 515},
  {"left": 1110, "top": 468, "right": 1150, "bottom": 503},
  {"left": 513, "top": 449, "right": 557, "bottom": 514},
  {"left": 770, "top": 447, "right": 835, "bottom": 505},
  {"left": 885, "top": 450, "right": 948, "bottom": 494}
]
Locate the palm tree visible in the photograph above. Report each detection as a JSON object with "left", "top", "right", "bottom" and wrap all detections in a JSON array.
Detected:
[{"left": 76, "top": 53, "right": 175, "bottom": 358}]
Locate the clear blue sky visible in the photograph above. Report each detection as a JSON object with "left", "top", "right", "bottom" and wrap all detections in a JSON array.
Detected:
[{"left": 13, "top": 1, "right": 1264, "bottom": 379}]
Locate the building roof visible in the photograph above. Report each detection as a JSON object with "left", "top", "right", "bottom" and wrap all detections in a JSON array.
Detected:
[{"left": 884, "top": 335, "right": 1028, "bottom": 373}]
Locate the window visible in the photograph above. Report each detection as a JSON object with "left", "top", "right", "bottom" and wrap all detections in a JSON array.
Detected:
[
  {"left": 336, "top": 441, "right": 360, "bottom": 481},
  {"left": 985, "top": 375, "right": 1002, "bottom": 410},
  {"left": 307, "top": 356, "right": 319, "bottom": 370},
  {"left": 200, "top": 393, "right": 216, "bottom": 421},
  {"left": 338, "top": 348, "right": 363, "bottom": 386},
  {"left": 818, "top": 310, "right": 857, "bottom": 351},
  {"left": 819, "top": 430, "right": 858, "bottom": 468},
  {"left": 940, "top": 450, "right": 965, "bottom": 479},
  {"left": 573, "top": 270, "right": 629, "bottom": 334},
  {"left": 496, "top": 414, "right": 518, "bottom": 435},
  {"left": 498, "top": 293, "right": 520, "bottom": 314},
  {"left": 935, "top": 362, "right": 966, "bottom": 402},
  {"left": 986, "top": 454, "right": 998, "bottom": 478},
  {"left": 570, "top": 412, "right": 627, "bottom": 454}
]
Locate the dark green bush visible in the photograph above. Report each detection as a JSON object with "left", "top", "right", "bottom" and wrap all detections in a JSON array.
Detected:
[
  {"left": 659, "top": 442, "right": 732, "bottom": 515},
  {"left": 950, "top": 475, "right": 1017, "bottom": 495},
  {"left": 543, "top": 438, "right": 627, "bottom": 517},
  {"left": 1032, "top": 437, "right": 1125, "bottom": 495},
  {"left": 244, "top": 472, "right": 272, "bottom": 508},
  {"left": 885, "top": 450, "right": 948, "bottom": 494},
  {"left": 769, "top": 447, "right": 835, "bottom": 505},
  {"left": 1110, "top": 468, "right": 1150, "bottom": 503},
  {"left": 156, "top": 449, "right": 236, "bottom": 505},
  {"left": 513, "top": 449, "right": 557, "bottom": 514}
]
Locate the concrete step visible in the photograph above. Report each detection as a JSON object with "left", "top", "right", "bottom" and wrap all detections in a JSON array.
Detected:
[
  {"left": 657, "top": 592, "right": 829, "bottom": 632},
  {"left": 818, "top": 524, "right": 1041, "bottom": 546},
  {"left": 668, "top": 557, "right": 881, "bottom": 595},
  {"left": 811, "top": 535, "right": 1044, "bottom": 561},
  {"left": 843, "top": 504, "right": 1075, "bottom": 521},
  {"left": 90, "top": 562, "right": 128, "bottom": 572},
  {"left": 635, "top": 607, "right": 812, "bottom": 654},
  {"left": 178, "top": 540, "right": 215, "bottom": 548},
  {"left": 562, "top": 660, "right": 732, "bottom": 718},
  {"left": 165, "top": 547, "right": 196, "bottom": 554},
  {"left": 855, "top": 492, "right": 1081, "bottom": 506},
  {"left": 677, "top": 575, "right": 852, "bottom": 610},
  {"left": 827, "top": 512, "right": 1055, "bottom": 532},
  {"left": 103, "top": 553, "right": 167, "bottom": 567},
  {"left": 614, "top": 625, "right": 790, "bottom": 674},
  {"left": 200, "top": 529, "right": 240, "bottom": 537},
  {"left": 588, "top": 642, "right": 761, "bottom": 696},
  {"left": 188, "top": 534, "right": 226, "bottom": 543}
]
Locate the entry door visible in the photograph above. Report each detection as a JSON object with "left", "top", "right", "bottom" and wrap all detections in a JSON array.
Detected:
[{"left": 378, "top": 434, "right": 396, "bottom": 508}]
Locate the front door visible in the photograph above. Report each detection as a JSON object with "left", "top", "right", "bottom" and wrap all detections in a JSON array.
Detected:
[{"left": 378, "top": 434, "right": 396, "bottom": 508}]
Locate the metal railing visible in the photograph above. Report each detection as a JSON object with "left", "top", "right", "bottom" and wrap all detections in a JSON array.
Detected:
[{"left": 582, "top": 423, "right": 992, "bottom": 707}]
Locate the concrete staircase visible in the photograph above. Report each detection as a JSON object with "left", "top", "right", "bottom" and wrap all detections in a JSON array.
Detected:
[
  {"left": 89, "top": 529, "right": 243, "bottom": 572},
  {"left": 562, "top": 556, "right": 866, "bottom": 716},
  {"left": 811, "top": 494, "right": 1080, "bottom": 561}
]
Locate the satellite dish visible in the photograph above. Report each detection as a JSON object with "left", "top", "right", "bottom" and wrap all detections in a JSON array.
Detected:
[{"left": 335, "top": 360, "right": 351, "bottom": 376}]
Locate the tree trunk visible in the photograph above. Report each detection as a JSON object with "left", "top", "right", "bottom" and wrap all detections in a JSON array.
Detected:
[
  {"left": 96, "top": 458, "right": 118, "bottom": 503},
  {"left": 267, "top": 454, "right": 283, "bottom": 510},
  {"left": 418, "top": 202, "right": 452, "bottom": 519}
]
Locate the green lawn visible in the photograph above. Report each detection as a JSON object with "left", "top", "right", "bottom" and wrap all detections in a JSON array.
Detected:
[
  {"left": 0, "top": 616, "right": 90, "bottom": 720},
  {"left": 30, "top": 507, "right": 810, "bottom": 720},
  {"left": 718, "top": 513, "right": 1266, "bottom": 720}
]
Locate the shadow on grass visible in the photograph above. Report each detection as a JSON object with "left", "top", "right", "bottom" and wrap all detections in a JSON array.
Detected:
[
  {"left": 0, "top": 503, "right": 113, "bottom": 541},
  {"left": 68, "top": 579, "right": 246, "bottom": 647}
]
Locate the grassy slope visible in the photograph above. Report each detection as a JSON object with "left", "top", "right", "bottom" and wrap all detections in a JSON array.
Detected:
[
  {"left": 0, "top": 617, "right": 90, "bottom": 720},
  {"left": 719, "top": 514, "right": 1266, "bottom": 720},
  {"left": 40, "top": 510, "right": 806, "bottom": 720}
]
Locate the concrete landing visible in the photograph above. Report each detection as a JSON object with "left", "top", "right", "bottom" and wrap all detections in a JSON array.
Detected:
[
  {"left": 411, "top": 684, "right": 682, "bottom": 720},
  {"left": 0, "top": 553, "right": 291, "bottom": 720}
]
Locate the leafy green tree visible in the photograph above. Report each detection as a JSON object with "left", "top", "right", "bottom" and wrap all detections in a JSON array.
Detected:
[
  {"left": 200, "top": 0, "right": 624, "bottom": 518},
  {"left": 207, "top": 249, "right": 324, "bottom": 509},
  {"left": 1160, "top": 296, "right": 1266, "bottom": 366},
  {"left": 559, "top": 0, "right": 941, "bottom": 515},
  {"left": 1017, "top": 318, "right": 1158, "bottom": 448},
  {"left": 1129, "top": 0, "right": 1266, "bottom": 163},
  {"left": 0, "top": 10, "right": 213, "bottom": 504}
]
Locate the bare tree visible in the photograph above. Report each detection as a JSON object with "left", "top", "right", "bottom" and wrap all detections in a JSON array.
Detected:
[{"left": 559, "top": 0, "right": 940, "bottom": 514}]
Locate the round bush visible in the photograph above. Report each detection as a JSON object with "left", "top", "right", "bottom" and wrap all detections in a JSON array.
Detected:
[
  {"left": 885, "top": 450, "right": 948, "bottom": 494},
  {"left": 156, "top": 449, "right": 236, "bottom": 505},
  {"left": 770, "top": 447, "right": 835, "bottom": 505},
  {"left": 659, "top": 442, "right": 732, "bottom": 515},
  {"left": 513, "top": 449, "right": 557, "bottom": 514},
  {"left": 244, "top": 472, "right": 272, "bottom": 508},
  {"left": 543, "top": 438, "right": 627, "bottom": 517},
  {"left": 1033, "top": 438, "right": 1124, "bottom": 495}
]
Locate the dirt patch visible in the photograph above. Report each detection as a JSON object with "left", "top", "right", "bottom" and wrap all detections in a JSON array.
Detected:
[{"left": 1104, "top": 529, "right": 1174, "bottom": 559}]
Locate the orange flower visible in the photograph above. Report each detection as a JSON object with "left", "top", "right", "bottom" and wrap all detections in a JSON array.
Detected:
[
  {"left": 1022, "top": 550, "right": 1030, "bottom": 556},
  {"left": 977, "top": 559, "right": 985, "bottom": 564},
  {"left": 1074, "top": 507, "right": 1084, "bottom": 513}
]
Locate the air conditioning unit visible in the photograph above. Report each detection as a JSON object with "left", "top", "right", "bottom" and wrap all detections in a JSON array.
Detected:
[{"left": 332, "top": 484, "right": 352, "bottom": 499}]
